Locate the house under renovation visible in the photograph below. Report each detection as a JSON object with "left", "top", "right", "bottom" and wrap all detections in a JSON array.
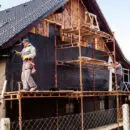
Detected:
[{"left": 0, "top": 0, "right": 130, "bottom": 130}]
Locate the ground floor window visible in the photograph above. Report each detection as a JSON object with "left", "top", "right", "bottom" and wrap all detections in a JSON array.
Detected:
[
  {"left": 100, "top": 100, "right": 105, "bottom": 110},
  {"left": 66, "top": 103, "right": 74, "bottom": 114}
]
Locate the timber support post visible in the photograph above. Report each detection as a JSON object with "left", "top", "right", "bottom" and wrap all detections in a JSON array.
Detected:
[
  {"left": 18, "top": 82, "right": 22, "bottom": 130},
  {"left": 112, "top": 34, "right": 120, "bottom": 130},
  {"left": 78, "top": 0, "right": 84, "bottom": 129}
]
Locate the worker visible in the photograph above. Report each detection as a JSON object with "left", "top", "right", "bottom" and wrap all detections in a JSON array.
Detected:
[
  {"left": 15, "top": 38, "right": 37, "bottom": 91},
  {"left": 115, "top": 61, "right": 124, "bottom": 90}
]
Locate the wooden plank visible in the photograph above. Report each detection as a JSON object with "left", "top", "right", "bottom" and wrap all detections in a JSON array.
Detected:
[
  {"left": 89, "top": 122, "right": 123, "bottom": 130},
  {"left": 80, "top": 56, "right": 112, "bottom": 66},
  {"left": 58, "top": 56, "right": 113, "bottom": 67},
  {"left": 62, "top": 24, "right": 112, "bottom": 39},
  {"left": 3, "top": 91, "right": 130, "bottom": 101}
]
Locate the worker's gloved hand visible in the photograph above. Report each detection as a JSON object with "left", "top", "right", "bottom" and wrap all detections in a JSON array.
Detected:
[
  {"left": 14, "top": 50, "right": 19, "bottom": 55},
  {"left": 22, "top": 56, "right": 28, "bottom": 60}
]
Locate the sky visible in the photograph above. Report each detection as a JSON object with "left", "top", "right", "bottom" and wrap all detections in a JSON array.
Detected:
[
  {"left": 97, "top": 0, "right": 130, "bottom": 61},
  {"left": 0, "top": 0, "right": 130, "bottom": 60}
]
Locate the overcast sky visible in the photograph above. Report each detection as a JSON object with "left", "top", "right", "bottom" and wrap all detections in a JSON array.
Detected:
[
  {"left": 0, "top": 0, "right": 130, "bottom": 61},
  {"left": 97, "top": 0, "right": 130, "bottom": 61},
  {"left": 0, "top": 0, "right": 30, "bottom": 10}
]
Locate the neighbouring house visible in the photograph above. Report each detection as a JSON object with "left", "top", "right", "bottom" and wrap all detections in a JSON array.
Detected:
[{"left": 0, "top": 0, "right": 129, "bottom": 129}]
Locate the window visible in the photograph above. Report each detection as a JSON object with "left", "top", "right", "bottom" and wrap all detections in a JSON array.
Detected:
[
  {"left": 100, "top": 100, "right": 105, "bottom": 110},
  {"left": 66, "top": 103, "right": 74, "bottom": 114}
]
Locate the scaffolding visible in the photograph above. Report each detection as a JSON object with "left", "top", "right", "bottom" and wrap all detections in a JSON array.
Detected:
[
  {"left": 2, "top": 0, "right": 130, "bottom": 130},
  {"left": 55, "top": 0, "right": 122, "bottom": 130}
]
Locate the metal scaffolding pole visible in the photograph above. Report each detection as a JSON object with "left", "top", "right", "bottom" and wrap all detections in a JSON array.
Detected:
[
  {"left": 78, "top": 1, "right": 84, "bottom": 130},
  {"left": 56, "top": 100, "right": 59, "bottom": 130},
  {"left": 54, "top": 25, "right": 59, "bottom": 130},
  {"left": 54, "top": 25, "right": 58, "bottom": 88},
  {"left": 18, "top": 82, "right": 22, "bottom": 130},
  {"left": 112, "top": 34, "right": 120, "bottom": 130}
]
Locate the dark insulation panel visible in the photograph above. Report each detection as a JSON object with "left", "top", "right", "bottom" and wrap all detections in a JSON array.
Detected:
[
  {"left": 6, "top": 98, "right": 80, "bottom": 120},
  {"left": 57, "top": 47, "right": 109, "bottom": 91},
  {"left": 6, "top": 30, "right": 109, "bottom": 91},
  {"left": 6, "top": 33, "right": 55, "bottom": 91},
  {"left": 6, "top": 97, "right": 116, "bottom": 129},
  {"left": 57, "top": 65, "right": 109, "bottom": 91},
  {"left": 57, "top": 47, "right": 108, "bottom": 61}
]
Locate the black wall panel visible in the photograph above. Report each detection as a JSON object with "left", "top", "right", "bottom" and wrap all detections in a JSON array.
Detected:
[
  {"left": 6, "top": 24, "right": 109, "bottom": 92},
  {"left": 57, "top": 65, "right": 109, "bottom": 91},
  {"left": 57, "top": 47, "right": 108, "bottom": 61},
  {"left": 29, "top": 33, "right": 55, "bottom": 90},
  {"left": 6, "top": 32, "right": 55, "bottom": 91},
  {"left": 57, "top": 47, "right": 109, "bottom": 91},
  {"left": 57, "top": 66, "right": 80, "bottom": 90}
]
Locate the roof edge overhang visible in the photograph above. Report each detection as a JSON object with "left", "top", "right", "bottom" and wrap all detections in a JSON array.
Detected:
[
  {"left": 84, "top": 0, "right": 130, "bottom": 68},
  {"left": 1, "top": 0, "right": 69, "bottom": 49}
]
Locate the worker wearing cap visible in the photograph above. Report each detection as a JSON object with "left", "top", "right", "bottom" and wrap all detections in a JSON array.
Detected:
[{"left": 15, "top": 38, "right": 37, "bottom": 91}]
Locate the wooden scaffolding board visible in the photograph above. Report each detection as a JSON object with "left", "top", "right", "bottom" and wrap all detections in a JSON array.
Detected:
[
  {"left": 3, "top": 91, "right": 130, "bottom": 101},
  {"left": 57, "top": 56, "right": 113, "bottom": 67},
  {"left": 62, "top": 24, "right": 112, "bottom": 39},
  {"left": 89, "top": 122, "right": 123, "bottom": 130},
  {"left": 3, "top": 91, "right": 80, "bottom": 100},
  {"left": 57, "top": 43, "right": 79, "bottom": 49}
]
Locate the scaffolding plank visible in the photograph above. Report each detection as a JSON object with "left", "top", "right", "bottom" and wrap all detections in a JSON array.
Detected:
[
  {"left": 89, "top": 122, "right": 123, "bottom": 130},
  {"left": 79, "top": 56, "right": 110, "bottom": 66},
  {"left": 57, "top": 56, "right": 113, "bottom": 67},
  {"left": 62, "top": 24, "right": 112, "bottom": 39},
  {"left": 3, "top": 91, "right": 130, "bottom": 101},
  {"left": 57, "top": 43, "right": 79, "bottom": 49}
]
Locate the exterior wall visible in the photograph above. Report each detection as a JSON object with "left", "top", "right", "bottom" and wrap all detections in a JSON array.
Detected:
[
  {"left": 5, "top": 0, "right": 112, "bottom": 124},
  {"left": 0, "top": 58, "right": 6, "bottom": 118},
  {"left": 29, "top": 0, "right": 107, "bottom": 52},
  {"left": 0, "top": 59, "right": 6, "bottom": 92},
  {"left": 57, "top": 47, "right": 109, "bottom": 91},
  {"left": 47, "top": 0, "right": 86, "bottom": 28},
  {"left": 6, "top": 98, "right": 80, "bottom": 121},
  {"left": 83, "top": 97, "right": 117, "bottom": 129},
  {"left": 6, "top": 32, "right": 55, "bottom": 91},
  {"left": 83, "top": 97, "right": 116, "bottom": 113}
]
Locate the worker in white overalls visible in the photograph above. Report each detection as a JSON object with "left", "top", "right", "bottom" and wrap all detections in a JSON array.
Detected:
[{"left": 15, "top": 38, "right": 37, "bottom": 91}]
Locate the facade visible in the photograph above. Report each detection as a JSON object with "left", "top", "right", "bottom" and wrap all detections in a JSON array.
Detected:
[{"left": 0, "top": 0, "right": 130, "bottom": 129}]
